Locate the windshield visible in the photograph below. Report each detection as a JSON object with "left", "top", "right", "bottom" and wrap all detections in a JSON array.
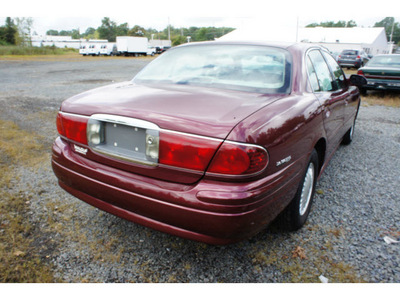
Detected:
[
  {"left": 367, "top": 55, "right": 400, "bottom": 67},
  {"left": 133, "top": 44, "right": 292, "bottom": 94}
]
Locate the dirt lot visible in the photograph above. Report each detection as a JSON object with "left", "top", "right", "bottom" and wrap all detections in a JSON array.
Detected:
[{"left": 1, "top": 54, "right": 399, "bottom": 283}]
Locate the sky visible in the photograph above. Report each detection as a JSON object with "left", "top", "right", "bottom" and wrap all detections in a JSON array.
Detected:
[{"left": 2, "top": 0, "right": 400, "bottom": 35}]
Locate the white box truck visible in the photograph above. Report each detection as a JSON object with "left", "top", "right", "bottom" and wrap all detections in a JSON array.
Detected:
[
  {"left": 149, "top": 39, "right": 172, "bottom": 53},
  {"left": 116, "top": 36, "right": 149, "bottom": 56}
]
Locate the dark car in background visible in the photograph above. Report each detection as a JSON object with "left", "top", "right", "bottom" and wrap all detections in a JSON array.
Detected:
[
  {"left": 338, "top": 49, "right": 370, "bottom": 68},
  {"left": 357, "top": 54, "right": 400, "bottom": 94},
  {"left": 52, "top": 41, "right": 366, "bottom": 244}
]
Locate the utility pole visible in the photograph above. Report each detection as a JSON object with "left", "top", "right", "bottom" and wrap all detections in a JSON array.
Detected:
[
  {"left": 389, "top": 18, "right": 395, "bottom": 53},
  {"left": 390, "top": 18, "right": 395, "bottom": 43},
  {"left": 168, "top": 17, "right": 171, "bottom": 41}
]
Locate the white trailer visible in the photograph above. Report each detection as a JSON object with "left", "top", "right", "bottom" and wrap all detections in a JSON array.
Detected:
[
  {"left": 149, "top": 39, "right": 172, "bottom": 48},
  {"left": 100, "top": 43, "right": 116, "bottom": 56},
  {"left": 116, "top": 36, "right": 149, "bottom": 56}
]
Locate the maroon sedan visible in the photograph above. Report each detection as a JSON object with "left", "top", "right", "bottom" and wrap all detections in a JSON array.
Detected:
[{"left": 52, "top": 41, "right": 366, "bottom": 244}]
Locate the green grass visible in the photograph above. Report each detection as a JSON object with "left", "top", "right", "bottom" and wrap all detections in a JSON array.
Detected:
[
  {"left": 361, "top": 92, "right": 400, "bottom": 107},
  {"left": 344, "top": 69, "right": 400, "bottom": 107},
  {"left": 0, "top": 45, "right": 78, "bottom": 56},
  {"left": 0, "top": 120, "right": 57, "bottom": 282}
]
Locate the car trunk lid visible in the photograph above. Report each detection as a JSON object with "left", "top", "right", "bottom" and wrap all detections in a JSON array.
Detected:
[
  {"left": 60, "top": 81, "right": 283, "bottom": 184},
  {"left": 360, "top": 67, "right": 400, "bottom": 80}
]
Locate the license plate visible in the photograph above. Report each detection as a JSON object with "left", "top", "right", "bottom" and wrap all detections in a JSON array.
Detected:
[
  {"left": 97, "top": 122, "right": 148, "bottom": 162},
  {"left": 105, "top": 122, "right": 145, "bottom": 152}
]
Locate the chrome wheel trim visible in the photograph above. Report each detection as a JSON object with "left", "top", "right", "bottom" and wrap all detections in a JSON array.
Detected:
[
  {"left": 299, "top": 162, "right": 315, "bottom": 216},
  {"left": 349, "top": 122, "right": 354, "bottom": 140}
]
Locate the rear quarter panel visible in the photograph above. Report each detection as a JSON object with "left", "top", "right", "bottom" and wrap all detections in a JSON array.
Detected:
[{"left": 226, "top": 93, "right": 325, "bottom": 180}]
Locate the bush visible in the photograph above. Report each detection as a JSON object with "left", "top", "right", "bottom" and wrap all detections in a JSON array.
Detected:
[{"left": 0, "top": 45, "right": 78, "bottom": 56}]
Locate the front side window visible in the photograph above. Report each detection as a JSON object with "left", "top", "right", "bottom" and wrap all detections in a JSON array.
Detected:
[
  {"left": 134, "top": 44, "right": 292, "bottom": 94},
  {"left": 322, "top": 51, "right": 347, "bottom": 89},
  {"left": 307, "top": 50, "right": 333, "bottom": 92}
]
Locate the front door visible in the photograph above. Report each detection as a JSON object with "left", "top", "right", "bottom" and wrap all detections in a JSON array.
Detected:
[{"left": 306, "top": 49, "right": 350, "bottom": 158}]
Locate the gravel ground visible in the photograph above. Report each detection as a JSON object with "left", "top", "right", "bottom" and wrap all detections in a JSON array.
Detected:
[{"left": 0, "top": 56, "right": 399, "bottom": 283}]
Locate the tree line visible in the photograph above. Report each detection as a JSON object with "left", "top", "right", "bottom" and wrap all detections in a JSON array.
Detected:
[
  {"left": 44, "top": 17, "right": 234, "bottom": 46},
  {"left": 0, "top": 17, "right": 33, "bottom": 46},
  {"left": 1, "top": 17, "right": 400, "bottom": 47}
]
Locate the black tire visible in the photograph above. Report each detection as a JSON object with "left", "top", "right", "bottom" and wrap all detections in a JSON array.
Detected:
[
  {"left": 359, "top": 87, "right": 367, "bottom": 95},
  {"left": 342, "top": 120, "right": 355, "bottom": 145},
  {"left": 276, "top": 149, "right": 319, "bottom": 231}
]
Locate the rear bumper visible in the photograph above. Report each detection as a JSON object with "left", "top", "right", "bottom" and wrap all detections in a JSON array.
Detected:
[
  {"left": 52, "top": 137, "right": 301, "bottom": 244},
  {"left": 363, "top": 79, "right": 400, "bottom": 91},
  {"left": 338, "top": 60, "right": 361, "bottom": 68}
]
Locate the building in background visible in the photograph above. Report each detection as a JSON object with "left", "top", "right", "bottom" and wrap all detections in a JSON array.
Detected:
[
  {"left": 31, "top": 35, "right": 107, "bottom": 49},
  {"left": 220, "top": 24, "right": 390, "bottom": 55},
  {"left": 298, "top": 27, "right": 389, "bottom": 55}
]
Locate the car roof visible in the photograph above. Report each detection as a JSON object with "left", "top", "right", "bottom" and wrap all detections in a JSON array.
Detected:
[{"left": 175, "top": 40, "right": 324, "bottom": 53}]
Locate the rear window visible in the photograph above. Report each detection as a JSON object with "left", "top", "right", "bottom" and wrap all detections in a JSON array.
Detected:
[
  {"left": 134, "top": 44, "right": 292, "bottom": 94},
  {"left": 341, "top": 50, "right": 359, "bottom": 55},
  {"left": 367, "top": 55, "right": 400, "bottom": 67}
]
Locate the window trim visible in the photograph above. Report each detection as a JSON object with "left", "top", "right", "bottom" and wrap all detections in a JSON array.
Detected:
[
  {"left": 320, "top": 49, "right": 348, "bottom": 91},
  {"left": 306, "top": 48, "right": 334, "bottom": 92}
]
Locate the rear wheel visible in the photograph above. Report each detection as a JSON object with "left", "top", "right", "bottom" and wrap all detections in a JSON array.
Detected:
[{"left": 276, "top": 149, "right": 319, "bottom": 231}]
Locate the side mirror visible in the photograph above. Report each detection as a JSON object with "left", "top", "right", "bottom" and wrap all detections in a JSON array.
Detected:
[{"left": 349, "top": 74, "right": 367, "bottom": 86}]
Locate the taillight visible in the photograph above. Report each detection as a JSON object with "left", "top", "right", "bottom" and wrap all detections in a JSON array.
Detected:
[
  {"left": 357, "top": 55, "right": 361, "bottom": 59},
  {"left": 357, "top": 70, "right": 364, "bottom": 76},
  {"left": 159, "top": 131, "right": 268, "bottom": 175},
  {"left": 56, "top": 112, "right": 63, "bottom": 135},
  {"left": 207, "top": 142, "right": 268, "bottom": 175},
  {"left": 57, "top": 112, "right": 88, "bottom": 145},
  {"left": 159, "top": 131, "right": 222, "bottom": 172}
]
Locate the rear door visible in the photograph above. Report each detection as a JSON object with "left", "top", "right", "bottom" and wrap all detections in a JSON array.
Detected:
[{"left": 306, "top": 49, "right": 350, "bottom": 158}]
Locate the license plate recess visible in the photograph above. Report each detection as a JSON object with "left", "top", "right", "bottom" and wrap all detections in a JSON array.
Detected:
[
  {"left": 101, "top": 122, "right": 147, "bottom": 161},
  {"left": 87, "top": 114, "right": 160, "bottom": 165}
]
